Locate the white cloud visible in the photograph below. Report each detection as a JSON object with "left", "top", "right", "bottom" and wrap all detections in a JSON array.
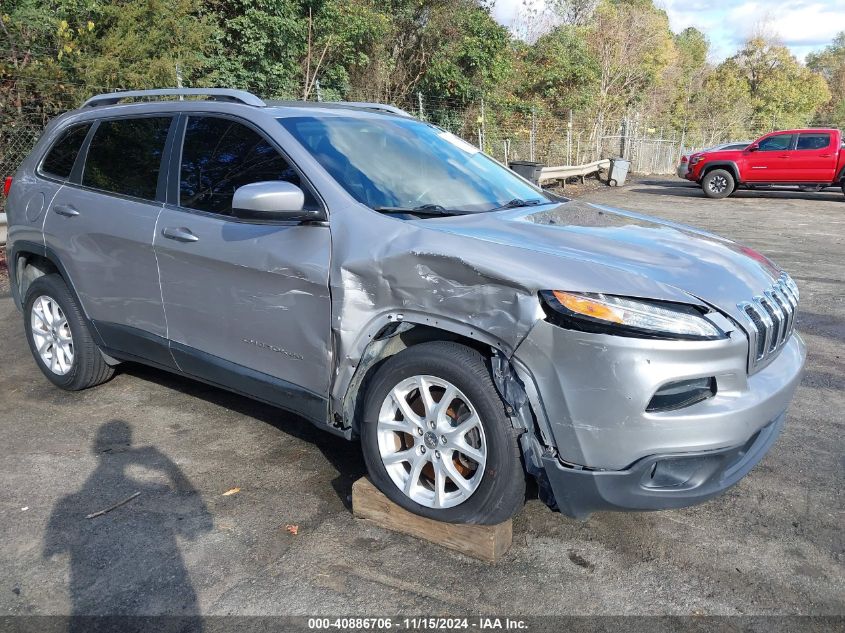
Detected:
[
  {"left": 492, "top": 0, "right": 845, "bottom": 61},
  {"left": 659, "top": 0, "right": 845, "bottom": 61}
]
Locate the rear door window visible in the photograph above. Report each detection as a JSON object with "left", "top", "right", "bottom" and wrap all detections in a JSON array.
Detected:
[
  {"left": 757, "top": 134, "right": 794, "bottom": 151},
  {"left": 40, "top": 123, "right": 92, "bottom": 179},
  {"left": 178, "top": 116, "right": 313, "bottom": 216},
  {"left": 82, "top": 116, "right": 172, "bottom": 200},
  {"left": 796, "top": 133, "right": 831, "bottom": 150}
]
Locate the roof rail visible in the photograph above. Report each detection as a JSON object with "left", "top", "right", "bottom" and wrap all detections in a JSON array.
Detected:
[
  {"left": 341, "top": 102, "right": 413, "bottom": 117},
  {"left": 82, "top": 88, "right": 266, "bottom": 108}
]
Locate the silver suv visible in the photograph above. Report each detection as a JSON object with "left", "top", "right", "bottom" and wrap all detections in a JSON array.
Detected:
[{"left": 5, "top": 89, "right": 806, "bottom": 524}]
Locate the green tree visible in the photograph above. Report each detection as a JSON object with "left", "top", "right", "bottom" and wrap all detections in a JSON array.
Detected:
[
  {"left": 728, "top": 36, "right": 830, "bottom": 130},
  {"left": 64, "top": 0, "right": 220, "bottom": 90},
  {"left": 519, "top": 25, "right": 598, "bottom": 115},
  {"left": 585, "top": 0, "right": 673, "bottom": 128},
  {"left": 213, "top": 0, "right": 305, "bottom": 99},
  {"left": 807, "top": 32, "right": 845, "bottom": 127},
  {"left": 693, "top": 61, "right": 754, "bottom": 144}
]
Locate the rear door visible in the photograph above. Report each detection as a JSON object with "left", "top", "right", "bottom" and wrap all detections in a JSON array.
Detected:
[
  {"left": 153, "top": 114, "right": 332, "bottom": 419},
  {"left": 744, "top": 133, "right": 795, "bottom": 182},
  {"left": 18, "top": 122, "right": 92, "bottom": 253},
  {"left": 42, "top": 115, "right": 175, "bottom": 364},
  {"left": 792, "top": 132, "right": 836, "bottom": 182}
]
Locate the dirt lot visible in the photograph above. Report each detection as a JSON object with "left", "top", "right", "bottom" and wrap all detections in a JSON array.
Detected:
[{"left": 0, "top": 179, "right": 843, "bottom": 619}]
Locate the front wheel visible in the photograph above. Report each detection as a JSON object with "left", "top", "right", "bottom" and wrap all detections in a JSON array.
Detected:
[
  {"left": 702, "top": 169, "right": 736, "bottom": 199},
  {"left": 361, "top": 342, "right": 525, "bottom": 524}
]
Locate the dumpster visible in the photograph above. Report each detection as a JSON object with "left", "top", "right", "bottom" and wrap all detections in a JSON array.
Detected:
[
  {"left": 508, "top": 160, "right": 544, "bottom": 185},
  {"left": 608, "top": 157, "right": 630, "bottom": 187}
]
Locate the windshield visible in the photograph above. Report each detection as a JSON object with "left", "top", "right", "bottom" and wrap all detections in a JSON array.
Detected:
[{"left": 278, "top": 115, "right": 551, "bottom": 213}]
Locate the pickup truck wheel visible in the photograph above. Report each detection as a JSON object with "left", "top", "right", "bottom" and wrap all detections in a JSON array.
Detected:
[
  {"left": 23, "top": 274, "right": 114, "bottom": 391},
  {"left": 361, "top": 341, "right": 525, "bottom": 524},
  {"left": 702, "top": 169, "right": 735, "bottom": 199}
]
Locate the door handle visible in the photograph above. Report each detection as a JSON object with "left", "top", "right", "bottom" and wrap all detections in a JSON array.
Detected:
[
  {"left": 161, "top": 226, "right": 199, "bottom": 243},
  {"left": 819, "top": 153, "right": 832, "bottom": 158},
  {"left": 53, "top": 204, "right": 80, "bottom": 217},
  {"left": 777, "top": 154, "right": 790, "bottom": 158}
]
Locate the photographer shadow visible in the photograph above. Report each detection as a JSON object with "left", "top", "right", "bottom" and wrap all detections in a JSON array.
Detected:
[{"left": 43, "top": 420, "right": 211, "bottom": 632}]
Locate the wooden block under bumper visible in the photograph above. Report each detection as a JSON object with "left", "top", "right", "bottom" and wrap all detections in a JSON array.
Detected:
[{"left": 352, "top": 477, "right": 512, "bottom": 563}]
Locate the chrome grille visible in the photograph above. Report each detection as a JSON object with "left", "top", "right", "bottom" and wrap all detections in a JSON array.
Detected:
[{"left": 738, "top": 273, "right": 799, "bottom": 371}]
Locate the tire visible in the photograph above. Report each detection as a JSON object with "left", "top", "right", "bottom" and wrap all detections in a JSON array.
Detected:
[
  {"left": 841, "top": 180, "right": 845, "bottom": 198},
  {"left": 361, "top": 341, "right": 525, "bottom": 524},
  {"left": 608, "top": 178, "right": 618, "bottom": 187},
  {"left": 702, "top": 169, "right": 735, "bottom": 199},
  {"left": 23, "top": 274, "right": 114, "bottom": 391}
]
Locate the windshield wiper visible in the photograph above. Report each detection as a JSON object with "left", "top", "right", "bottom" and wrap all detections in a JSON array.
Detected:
[
  {"left": 373, "top": 204, "right": 467, "bottom": 217},
  {"left": 488, "top": 198, "right": 552, "bottom": 212}
]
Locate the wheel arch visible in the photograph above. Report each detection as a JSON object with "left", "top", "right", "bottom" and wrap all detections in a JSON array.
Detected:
[
  {"left": 700, "top": 161, "right": 740, "bottom": 184},
  {"left": 339, "top": 319, "right": 560, "bottom": 508},
  {"left": 8, "top": 241, "right": 99, "bottom": 340},
  {"left": 336, "top": 321, "right": 500, "bottom": 436}
]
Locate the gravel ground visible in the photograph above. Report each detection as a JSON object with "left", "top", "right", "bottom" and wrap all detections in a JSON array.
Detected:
[{"left": 0, "top": 178, "right": 842, "bottom": 620}]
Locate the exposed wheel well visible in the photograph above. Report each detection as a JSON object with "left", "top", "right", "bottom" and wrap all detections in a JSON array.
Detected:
[
  {"left": 15, "top": 252, "right": 60, "bottom": 301},
  {"left": 339, "top": 323, "right": 494, "bottom": 435}
]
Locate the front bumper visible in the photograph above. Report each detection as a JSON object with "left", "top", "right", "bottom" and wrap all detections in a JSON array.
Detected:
[
  {"left": 513, "top": 319, "right": 805, "bottom": 516},
  {"left": 544, "top": 412, "right": 785, "bottom": 519}
]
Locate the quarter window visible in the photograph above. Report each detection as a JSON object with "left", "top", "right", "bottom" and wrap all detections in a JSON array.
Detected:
[
  {"left": 82, "top": 117, "right": 172, "bottom": 200},
  {"left": 41, "top": 123, "right": 92, "bottom": 179},
  {"left": 179, "top": 116, "right": 311, "bottom": 216},
  {"left": 757, "top": 134, "right": 794, "bottom": 152},
  {"left": 796, "top": 133, "right": 830, "bottom": 150}
]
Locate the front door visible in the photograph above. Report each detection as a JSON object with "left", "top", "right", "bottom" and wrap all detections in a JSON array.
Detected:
[
  {"left": 744, "top": 133, "right": 795, "bottom": 182},
  {"left": 153, "top": 115, "right": 332, "bottom": 419},
  {"left": 42, "top": 115, "right": 173, "bottom": 363}
]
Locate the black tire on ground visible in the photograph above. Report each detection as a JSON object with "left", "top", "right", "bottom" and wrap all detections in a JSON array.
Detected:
[
  {"left": 841, "top": 180, "right": 845, "bottom": 197},
  {"left": 23, "top": 274, "right": 114, "bottom": 391},
  {"left": 361, "top": 341, "right": 525, "bottom": 525},
  {"left": 702, "top": 168, "right": 736, "bottom": 199}
]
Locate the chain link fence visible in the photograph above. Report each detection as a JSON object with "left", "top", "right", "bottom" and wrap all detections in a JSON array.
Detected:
[{"left": 2, "top": 79, "right": 837, "bottom": 214}]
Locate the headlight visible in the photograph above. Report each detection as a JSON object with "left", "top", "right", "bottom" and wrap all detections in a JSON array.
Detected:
[{"left": 539, "top": 290, "right": 725, "bottom": 340}]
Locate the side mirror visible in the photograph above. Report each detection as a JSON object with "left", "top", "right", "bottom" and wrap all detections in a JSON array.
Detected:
[
  {"left": 747, "top": 144, "right": 759, "bottom": 152},
  {"left": 232, "top": 181, "right": 318, "bottom": 221}
]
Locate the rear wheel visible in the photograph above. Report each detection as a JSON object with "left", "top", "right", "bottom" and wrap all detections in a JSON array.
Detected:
[
  {"left": 702, "top": 169, "right": 735, "bottom": 199},
  {"left": 23, "top": 274, "right": 114, "bottom": 390},
  {"left": 361, "top": 342, "right": 525, "bottom": 524}
]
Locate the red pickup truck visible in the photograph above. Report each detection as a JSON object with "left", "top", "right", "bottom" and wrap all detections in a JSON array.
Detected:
[{"left": 686, "top": 128, "right": 845, "bottom": 199}]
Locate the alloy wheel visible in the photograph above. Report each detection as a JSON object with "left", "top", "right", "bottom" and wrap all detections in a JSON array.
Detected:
[
  {"left": 709, "top": 175, "right": 728, "bottom": 193},
  {"left": 30, "top": 295, "right": 74, "bottom": 375},
  {"left": 376, "top": 374, "right": 487, "bottom": 509}
]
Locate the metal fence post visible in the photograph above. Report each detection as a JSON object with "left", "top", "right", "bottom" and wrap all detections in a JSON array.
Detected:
[
  {"left": 418, "top": 92, "right": 424, "bottom": 121},
  {"left": 530, "top": 107, "right": 536, "bottom": 162},
  {"left": 619, "top": 117, "right": 627, "bottom": 158}
]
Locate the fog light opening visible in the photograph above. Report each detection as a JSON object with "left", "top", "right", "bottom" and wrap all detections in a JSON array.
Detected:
[{"left": 646, "top": 377, "right": 716, "bottom": 413}]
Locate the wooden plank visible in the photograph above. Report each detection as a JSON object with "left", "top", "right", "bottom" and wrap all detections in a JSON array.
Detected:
[{"left": 352, "top": 477, "right": 512, "bottom": 563}]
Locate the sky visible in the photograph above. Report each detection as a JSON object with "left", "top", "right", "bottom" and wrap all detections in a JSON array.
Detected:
[{"left": 491, "top": 0, "right": 845, "bottom": 62}]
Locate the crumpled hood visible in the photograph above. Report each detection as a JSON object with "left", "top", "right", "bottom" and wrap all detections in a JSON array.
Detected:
[{"left": 416, "top": 199, "right": 782, "bottom": 322}]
